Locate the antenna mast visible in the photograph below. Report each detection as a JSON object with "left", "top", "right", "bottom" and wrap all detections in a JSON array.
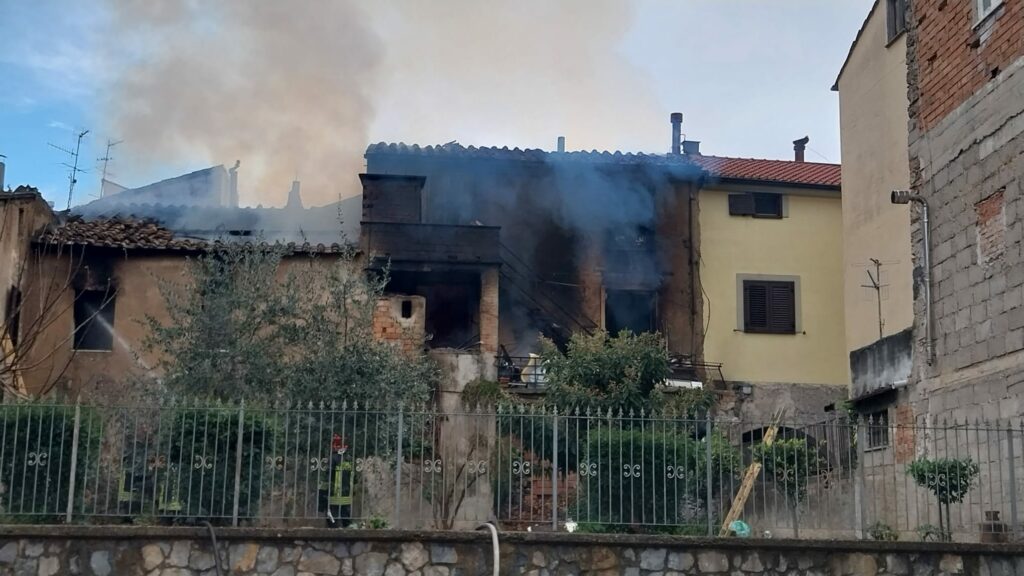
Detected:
[
  {"left": 49, "top": 129, "right": 90, "bottom": 209},
  {"left": 97, "top": 138, "right": 124, "bottom": 197}
]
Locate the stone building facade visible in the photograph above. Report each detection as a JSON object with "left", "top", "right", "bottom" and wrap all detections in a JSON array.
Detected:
[{"left": 905, "top": 0, "right": 1024, "bottom": 423}]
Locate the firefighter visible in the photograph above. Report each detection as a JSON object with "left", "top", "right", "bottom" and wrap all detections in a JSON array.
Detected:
[{"left": 323, "top": 433, "right": 354, "bottom": 528}]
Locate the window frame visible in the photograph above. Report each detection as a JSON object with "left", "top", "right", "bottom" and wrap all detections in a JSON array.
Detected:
[
  {"left": 72, "top": 289, "right": 117, "bottom": 352},
  {"left": 977, "top": 0, "right": 1003, "bottom": 23},
  {"left": 727, "top": 192, "right": 784, "bottom": 219},
  {"left": 741, "top": 278, "right": 797, "bottom": 335},
  {"left": 886, "top": 0, "right": 908, "bottom": 43},
  {"left": 866, "top": 408, "right": 891, "bottom": 450}
]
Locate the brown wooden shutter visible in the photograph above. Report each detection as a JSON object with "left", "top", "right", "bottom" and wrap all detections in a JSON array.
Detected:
[
  {"left": 728, "top": 193, "right": 755, "bottom": 216},
  {"left": 767, "top": 282, "right": 796, "bottom": 333},
  {"left": 743, "top": 280, "right": 795, "bottom": 334},
  {"left": 743, "top": 282, "right": 768, "bottom": 330}
]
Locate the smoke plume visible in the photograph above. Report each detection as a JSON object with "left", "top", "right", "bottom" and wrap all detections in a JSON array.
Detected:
[
  {"left": 101, "top": 1, "right": 381, "bottom": 206},
  {"left": 101, "top": 1, "right": 655, "bottom": 206}
]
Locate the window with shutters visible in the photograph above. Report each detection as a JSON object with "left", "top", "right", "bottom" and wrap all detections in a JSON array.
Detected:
[
  {"left": 727, "top": 192, "right": 783, "bottom": 218},
  {"left": 742, "top": 279, "right": 796, "bottom": 334}
]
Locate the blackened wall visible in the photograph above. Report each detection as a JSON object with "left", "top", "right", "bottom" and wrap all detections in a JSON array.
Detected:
[{"left": 365, "top": 147, "right": 703, "bottom": 356}]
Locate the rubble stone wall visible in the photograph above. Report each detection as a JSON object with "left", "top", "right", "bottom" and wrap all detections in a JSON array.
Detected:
[{"left": 1, "top": 526, "right": 1023, "bottom": 576}]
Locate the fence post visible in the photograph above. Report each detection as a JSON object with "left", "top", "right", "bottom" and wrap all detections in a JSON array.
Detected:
[
  {"left": 552, "top": 410, "right": 559, "bottom": 531},
  {"left": 1007, "top": 426, "right": 1018, "bottom": 537},
  {"left": 854, "top": 423, "right": 866, "bottom": 539},
  {"left": 65, "top": 398, "right": 82, "bottom": 524},
  {"left": 705, "top": 411, "right": 713, "bottom": 536},
  {"left": 394, "top": 406, "right": 404, "bottom": 528},
  {"left": 231, "top": 401, "right": 245, "bottom": 527}
]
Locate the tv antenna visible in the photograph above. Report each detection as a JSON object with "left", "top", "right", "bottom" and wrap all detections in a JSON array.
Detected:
[
  {"left": 861, "top": 258, "right": 887, "bottom": 340},
  {"left": 49, "top": 129, "right": 90, "bottom": 209},
  {"left": 96, "top": 138, "right": 124, "bottom": 197}
]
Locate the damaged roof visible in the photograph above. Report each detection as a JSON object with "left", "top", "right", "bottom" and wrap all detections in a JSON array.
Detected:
[
  {"left": 36, "top": 216, "right": 349, "bottom": 254},
  {"left": 366, "top": 142, "right": 840, "bottom": 188}
]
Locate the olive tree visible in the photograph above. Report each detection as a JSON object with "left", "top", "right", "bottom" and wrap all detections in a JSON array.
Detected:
[{"left": 144, "top": 242, "right": 437, "bottom": 406}]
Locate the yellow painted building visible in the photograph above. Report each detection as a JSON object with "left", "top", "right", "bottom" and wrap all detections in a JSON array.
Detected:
[
  {"left": 833, "top": 0, "right": 915, "bottom": 404},
  {"left": 691, "top": 152, "right": 847, "bottom": 404}
]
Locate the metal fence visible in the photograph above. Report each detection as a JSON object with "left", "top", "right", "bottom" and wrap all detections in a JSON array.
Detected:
[{"left": 0, "top": 401, "right": 1020, "bottom": 542}]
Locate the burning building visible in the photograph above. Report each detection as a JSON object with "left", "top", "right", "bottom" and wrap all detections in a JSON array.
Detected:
[{"left": 363, "top": 113, "right": 847, "bottom": 418}]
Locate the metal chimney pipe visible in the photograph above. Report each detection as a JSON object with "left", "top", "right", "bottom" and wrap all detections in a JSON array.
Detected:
[
  {"left": 557, "top": 136, "right": 565, "bottom": 153},
  {"left": 670, "top": 113, "right": 683, "bottom": 155},
  {"left": 0, "top": 156, "right": 5, "bottom": 192}
]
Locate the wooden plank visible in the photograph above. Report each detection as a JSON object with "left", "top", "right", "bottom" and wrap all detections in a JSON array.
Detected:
[{"left": 719, "top": 410, "right": 785, "bottom": 536}]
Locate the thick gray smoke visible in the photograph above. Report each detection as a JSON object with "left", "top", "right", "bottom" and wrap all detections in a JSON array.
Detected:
[
  {"left": 100, "top": 1, "right": 655, "bottom": 206},
  {"left": 100, "top": 1, "right": 381, "bottom": 206}
]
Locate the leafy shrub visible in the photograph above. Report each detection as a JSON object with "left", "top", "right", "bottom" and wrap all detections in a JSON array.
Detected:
[
  {"left": 157, "top": 406, "right": 274, "bottom": 523},
  {"left": 573, "top": 428, "right": 740, "bottom": 527},
  {"left": 0, "top": 404, "right": 100, "bottom": 522},
  {"left": 541, "top": 331, "right": 670, "bottom": 413},
  {"left": 906, "top": 458, "right": 979, "bottom": 504},
  {"left": 907, "top": 457, "right": 979, "bottom": 541},
  {"left": 868, "top": 521, "right": 899, "bottom": 541},
  {"left": 753, "top": 438, "right": 824, "bottom": 504}
]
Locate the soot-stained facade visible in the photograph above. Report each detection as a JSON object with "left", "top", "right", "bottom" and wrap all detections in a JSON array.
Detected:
[{"left": 363, "top": 142, "right": 706, "bottom": 369}]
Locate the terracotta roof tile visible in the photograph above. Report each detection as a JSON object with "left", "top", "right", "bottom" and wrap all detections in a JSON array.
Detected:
[
  {"left": 365, "top": 142, "right": 841, "bottom": 188},
  {"left": 36, "top": 217, "right": 348, "bottom": 253},
  {"left": 689, "top": 155, "right": 841, "bottom": 188}
]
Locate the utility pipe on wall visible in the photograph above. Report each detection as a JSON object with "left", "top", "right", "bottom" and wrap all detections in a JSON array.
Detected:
[{"left": 891, "top": 190, "right": 934, "bottom": 365}]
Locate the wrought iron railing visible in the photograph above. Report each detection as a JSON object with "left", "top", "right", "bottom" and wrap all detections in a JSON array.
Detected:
[{"left": 0, "top": 401, "right": 1020, "bottom": 542}]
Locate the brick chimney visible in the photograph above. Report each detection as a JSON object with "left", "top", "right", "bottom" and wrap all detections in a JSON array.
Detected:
[{"left": 793, "top": 136, "right": 809, "bottom": 162}]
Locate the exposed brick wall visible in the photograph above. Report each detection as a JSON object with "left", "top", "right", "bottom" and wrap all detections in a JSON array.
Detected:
[
  {"left": 893, "top": 403, "right": 916, "bottom": 464},
  {"left": 910, "top": 0, "right": 1024, "bottom": 131},
  {"left": 905, "top": 0, "right": 1024, "bottom": 423},
  {"left": 975, "top": 188, "right": 1006, "bottom": 266},
  {"left": 372, "top": 295, "right": 426, "bottom": 355}
]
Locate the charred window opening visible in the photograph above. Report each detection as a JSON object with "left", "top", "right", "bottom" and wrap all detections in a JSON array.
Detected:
[
  {"left": 389, "top": 271, "right": 481, "bottom": 349},
  {"left": 605, "top": 289, "right": 657, "bottom": 335},
  {"left": 73, "top": 289, "right": 116, "bottom": 351}
]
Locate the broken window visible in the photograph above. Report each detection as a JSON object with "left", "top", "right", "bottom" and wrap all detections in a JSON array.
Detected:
[
  {"left": 73, "top": 289, "right": 116, "bottom": 351},
  {"left": 605, "top": 289, "right": 657, "bottom": 335}
]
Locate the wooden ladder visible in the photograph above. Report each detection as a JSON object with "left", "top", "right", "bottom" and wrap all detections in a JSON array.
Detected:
[{"left": 718, "top": 409, "right": 786, "bottom": 536}]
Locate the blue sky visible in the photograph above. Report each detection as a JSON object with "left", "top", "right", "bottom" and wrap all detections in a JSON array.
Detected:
[{"left": 1, "top": 1, "right": 874, "bottom": 208}]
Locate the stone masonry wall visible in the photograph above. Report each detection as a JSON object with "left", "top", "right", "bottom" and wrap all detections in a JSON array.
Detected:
[{"left": 2, "top": 526, "right": 1024, "bottom": 576}]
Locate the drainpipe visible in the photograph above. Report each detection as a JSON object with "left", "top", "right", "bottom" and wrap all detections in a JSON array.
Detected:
[{"left": 891, "top": 190, "right": 934, "bottom": 365}]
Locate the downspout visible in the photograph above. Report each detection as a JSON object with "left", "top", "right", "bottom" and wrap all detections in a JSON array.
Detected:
[{"left": 891, "top": 190, "right": 934, "bottom": 365}]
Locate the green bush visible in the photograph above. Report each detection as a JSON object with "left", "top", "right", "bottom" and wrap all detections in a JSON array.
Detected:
[
  {"left": 0, "top": 404, "right": 100, "bottom": 521},
  {"left": 572, "top": 428, "right": 740, "bottom": 527},
  {"left": 157, "top": 406, "right": 274, "bottom": 523},
  {"left": 906, "top": 458, "right": 979, "bottom": 504}
]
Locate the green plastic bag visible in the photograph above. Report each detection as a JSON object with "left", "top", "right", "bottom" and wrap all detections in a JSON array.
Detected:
[{"left": 729, "top": 520, "right": 751, "bottom": 538}]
